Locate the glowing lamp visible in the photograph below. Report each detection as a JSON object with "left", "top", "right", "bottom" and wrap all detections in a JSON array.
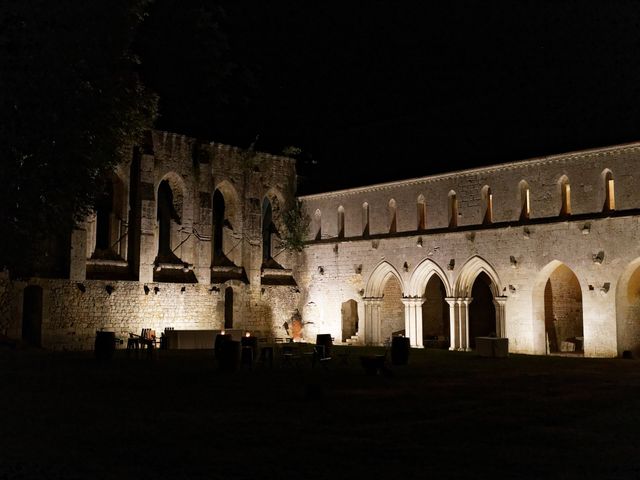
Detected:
[
  {"left": 245, "top": 332, "right": 251, "bottom": 337},
  {"left": 221, "top": 330, "right": 225, "bottom": 336}
]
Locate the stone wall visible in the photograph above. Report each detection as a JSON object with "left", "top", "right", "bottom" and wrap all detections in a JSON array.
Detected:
[
  {"left": 297, "top": 142, "right": 640, "bottom": 357},
  {"left": 9, "top": 136, "right": 640, "bottom": 357}
]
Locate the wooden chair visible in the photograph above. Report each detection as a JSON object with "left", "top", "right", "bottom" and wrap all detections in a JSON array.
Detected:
[{"left": 140, "top": 328, "right": 157, "bottom": 350}]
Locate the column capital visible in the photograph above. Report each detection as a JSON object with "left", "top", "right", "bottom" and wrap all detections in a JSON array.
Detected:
[
  {"left": 402, "top": 296, "right": 424, "bottom": 307},
  {"left": 363, "top": 297, "right": 383, "bottom": 306},
  {"left": 493, "top": 296, "right": 508, "bottom": 306}
]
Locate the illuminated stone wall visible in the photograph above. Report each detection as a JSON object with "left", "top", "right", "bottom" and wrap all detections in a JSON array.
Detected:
[
  {"left": 9, "top": 137, "right": 640, "bottom": 357},
  {"left": 7, "top": 131, "right": 301, "bottom": 349},
  {"left": 298, "top": 142, "right": 640, "bottom": 357}
]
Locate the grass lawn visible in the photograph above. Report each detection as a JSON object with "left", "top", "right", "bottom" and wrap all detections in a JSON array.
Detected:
[{"left": 1, "top": 345, "right": 640, "bottom": 479}]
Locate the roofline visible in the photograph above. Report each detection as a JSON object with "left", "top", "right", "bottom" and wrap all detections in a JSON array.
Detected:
[{"left": 298, "top": 140, "right": 640, "bottom": 200}]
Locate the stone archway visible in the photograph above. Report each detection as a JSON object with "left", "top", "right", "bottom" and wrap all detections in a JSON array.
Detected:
[
  {"left": 468, "top": 272, "right": 496, "bottom": 348},
  {"left": 406, "top": 258, "right": 452, "bottom": 348},
  {"left": 533, "top": 261, "right": 584, "bottom": 355},
  {"left": 615, "top": 258, "right": 640, "bottom": 356},
  {"left": 452, "top": 256, "right": 505, "bottom": 350},
  {"left": 362, "top": 261, "right": 405, "bottom": 345},
  {"left": 422, "top": 275, "right": 450, "bottom": 348},
  {"left": 341, "top": 299, "right": 359, "bottom": 342}
]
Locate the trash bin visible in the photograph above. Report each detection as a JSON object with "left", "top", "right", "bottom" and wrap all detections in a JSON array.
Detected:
[
  {"left": 95, "top": 330, "right": 116, "bottom": 361},
  {"left": 391, "top": 336, "right": 410, "bottom": 365},
  {"left": 316, "top": 334, "right": 333, "bottom": 357}
]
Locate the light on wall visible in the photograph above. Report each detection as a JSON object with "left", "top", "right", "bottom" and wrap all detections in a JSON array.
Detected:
[{"left": 592, "top": 251, "right": 605, "bottom": 264}]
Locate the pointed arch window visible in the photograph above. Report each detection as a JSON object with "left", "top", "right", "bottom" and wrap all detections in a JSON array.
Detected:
[
  {"left": 262, "top": 198, "right": 274, "bottom": 262},
  {"left": 417, "top": 195, "right": 426, "bottom": 231},
  {"left": 212, "top": 189, "right": 226, "bottom": 262},
  {"left": 481, "top": 186, "right": 493, "bottom": 225},
  {"left": 448, "top": 191, "right": 458, "bottom": 228},
  {"left": 559, "top": 176, "right": 571, "bottom": 217},
  {"left": 337, "top": 206, "right": 345, "bottom": 239},
  {"left": 314, "top": 209, "right": 322, "bottom": 240},
  {"left": 388, "top": 199, "right": 397, "bottom": 233},
  {"left": 362, "top": 202, "right": 369, "bottom": 237},
  {"left": 603, "top": 170, "right": 615, "bottom": 212},
  {"left": 157, "top": 180, "right": 182, "bottom": 258},
  {"left": 519, "top": 180, "right": 530, "bottom": 221}
]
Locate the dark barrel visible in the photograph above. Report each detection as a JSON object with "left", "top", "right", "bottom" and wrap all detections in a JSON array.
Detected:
[
  {"left": 316, "top": 334, "right": 333, "bottom": 357},
  {"left": 391, "top": 336, "right": 410, "bottom": 365},
  {"left": 214, "top": 333, "right": 231, "bottom": 362},
  {"left": 240, "top": 336, "right": 258, "bottom": 369},
  {"left": 95, "top": 331, "right": 116, "bottom": 361},
  {"left": 218, "top": 340, "right": 240, "bottom": 372},
  {"left": 241, "top": 335, "right": 258, "bottom": 357}
]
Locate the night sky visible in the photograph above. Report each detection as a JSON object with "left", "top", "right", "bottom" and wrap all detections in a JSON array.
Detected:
[{"left": 140, "top": 1, "right": 640, "bottom": 194}]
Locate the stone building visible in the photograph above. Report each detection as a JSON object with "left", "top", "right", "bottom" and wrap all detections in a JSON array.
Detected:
[
  {"left": 1, "top": 131, "right": 302, "bottom": 349},
  {"left": 2, "top": 132, "right": 640, "bottom": 358},
  {"left": 299, "top": 141, "right": 640, "bottom": 357}
]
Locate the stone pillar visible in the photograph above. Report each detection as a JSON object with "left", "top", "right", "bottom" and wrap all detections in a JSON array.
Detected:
[
  {"left": 460, "top": 297, "right": 473, "bottom": 351},
  {"left": 363, "top": 297, "right": 382, "bottom": 345},
  {"left": 402, "top": 297, "right": 424, "bottom": 348},
  {"left": 138, "top": 153, "right": 156, "bottom": 283},
  {"left": 445, "top": 297, "right": 458, "bottom": 350},
  {"left": 69, "top": 227, "right": 87, "bottom": 281},
  {"left": 493, "top": 296, "right": 508, "bottom": 338}
]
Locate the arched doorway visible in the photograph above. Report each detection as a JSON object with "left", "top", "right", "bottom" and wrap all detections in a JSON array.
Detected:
[
  {"left": 422, "top": 275, "right": 450, "bottom": 347},
  {"left": 468, "top": 272, "right": 496, "bottom": 348},
  {"left": 380, "top": 276, "right": 404, "bottom": 344},
  {"left": 616, "top": 259, "right": 640, "bottom": 356},
  {"left": 224, "top": 287, "right": 234, "bottom": 329},
  {"left": 341, "top": 299, "right": 359, "bottom": 342},
  {"left": 22, "top": 285, "right": 43, "bottom": 347},
  {"left": 542, "top": 263, "right": 583, "bottom": 354}
]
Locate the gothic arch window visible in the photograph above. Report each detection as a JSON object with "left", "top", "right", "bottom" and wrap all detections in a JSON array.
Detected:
[
  {"left": 91, "top": 174, "right": 127, "bottom": 260},
  {"left": 519, "top": 180, "right": 530, "bottom": 221},
  {"left": 262, "top": 198, "right": 274, "bottom": 262},
  {"left": 481, "top": 185, "right": 493, "bottom": 225},
  {"left": 337, "top": 206, "right": 345, "bottom": 239},
  {"left": 448, "top": 190, "right": 458, "bottom": 228},
  {"left": 362, "top": 202, "right": 369, "bottom": 237},
  {"left": 417, "top": 194, "right": 426, "bottom": 231},
  {"left": 388, "top": 199, "right": 397, "bottom": 233},
  {"left": 559, "top": 175, "right": 571, "bottom": 217},
  {"left": 212, "top": 189, "right": 226, "bottom": 263},
  {"left": 157, "top": 179, "right": 182, "bottom": 259},
  {"left": 314, "top": 209, "right": 322, "bottom": 240},
  {"left": 603, "top": 169, "right": 615, "bottom": 212}
]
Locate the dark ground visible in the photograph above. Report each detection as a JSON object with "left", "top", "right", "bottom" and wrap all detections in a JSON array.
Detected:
[{"left": 1, "top": 346, "right": 640, "bottom": 479}]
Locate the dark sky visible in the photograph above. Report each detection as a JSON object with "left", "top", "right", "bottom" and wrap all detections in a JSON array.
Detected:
[{"left": 141, "top": 1, "right": 640, "bottom": 194}]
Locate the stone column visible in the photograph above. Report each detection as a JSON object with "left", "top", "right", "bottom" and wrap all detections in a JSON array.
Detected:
[
  {"left": 493, "top": 296, "right": 508, "bottom": 338},
  {"left": 138, "top": 153, "right": 156, "bottom": 283},
  {"left": 402, "top": 297, "right": 424, "bottom": 348},
  {"left": 363, "top": 298, "right": 382, "bottom": 345},
  {"left": 445, "top": 297, "right": 458, "bottom": 350},
  {"left": 460, "top": 297, "right": 473, "bottom": 351}
]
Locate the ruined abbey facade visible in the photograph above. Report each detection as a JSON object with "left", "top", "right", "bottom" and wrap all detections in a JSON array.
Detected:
[{"left": 3, "top": 130, "right": 640, "bottom": 358}]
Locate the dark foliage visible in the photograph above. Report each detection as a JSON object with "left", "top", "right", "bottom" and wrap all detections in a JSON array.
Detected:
[{"left": 0, "top": 0, "right": 157, "bottom": 277}]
